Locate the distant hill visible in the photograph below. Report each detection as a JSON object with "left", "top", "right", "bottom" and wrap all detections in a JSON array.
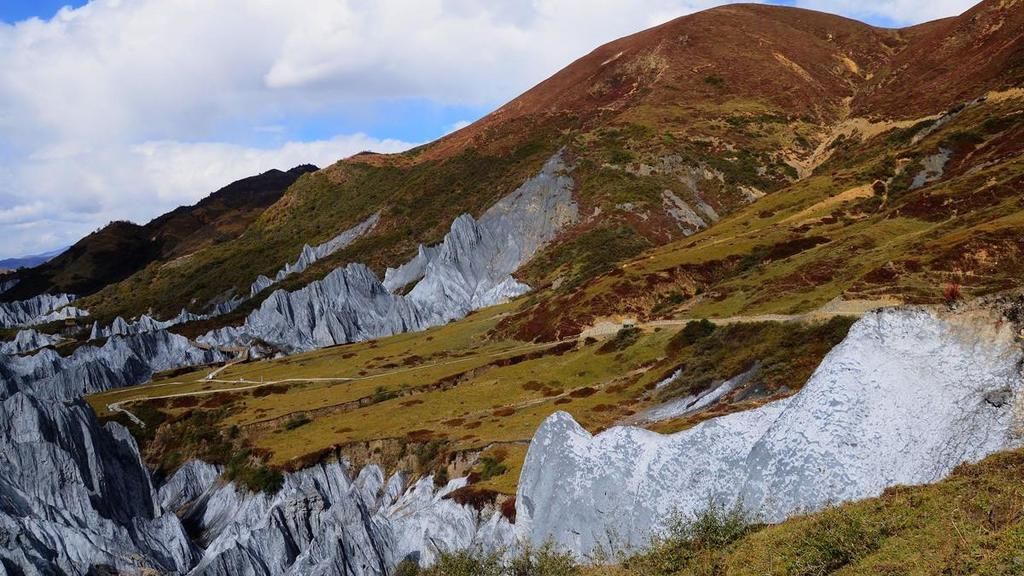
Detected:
[
  {"left": 0, "top": 247, "right": 68, "bottom": 272},
  {"left": 1, "top": 165, "right": 317, "bottom": 302}
]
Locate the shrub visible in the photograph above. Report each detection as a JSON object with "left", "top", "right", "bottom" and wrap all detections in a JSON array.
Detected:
[
  {"left": 672, "top": 319, "right": 716, "bottom": 351},
  {"left": 619, "top": 502, "right": 754, "bottom": 575},
  {"left": 479, "top": 456, "right": 509, "bottom": 481},
  {"left": 283, "top": 414, "right": 311, "bottom": 430},
  {"left": 508, "top": 542, "right": 580, "bottom": 576},
  {"left": 372, "top": 386, "right": 399, "bottom": 404},
  {"left": 598, "top": 327, "right": 641, "bottom": 354},
  {"left": 393, "top": 559, "right": 421, "bottom": 576},
  {"left": 782, "top": 506, "right": 897, "bottom": 576},
  {"left": 223, "top": 449, "right": 284, "bottom": 494},
  {"left": 422, "top": 543, "right": 579, "bottom": 576},
  {"left": 704, "top": 74, "right": 726, "bottom": 88},
  {"left": 414, "top": 439, "right": 448, "bottom": 469},
  {"left": 943, "top": 282, "right": 962, "bottom": 304},
  {"left": 423, "top": 547, "right": 504, "bottom": 576}
]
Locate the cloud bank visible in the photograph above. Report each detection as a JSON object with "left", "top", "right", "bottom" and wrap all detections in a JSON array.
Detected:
[{"left": 0, "top": 0, "right": 978, "bottom": 257}]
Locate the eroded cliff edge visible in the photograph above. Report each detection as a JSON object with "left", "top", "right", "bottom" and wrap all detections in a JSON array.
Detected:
[{"left": 516, "top": 302, "right": 1024, "bottom": 555}]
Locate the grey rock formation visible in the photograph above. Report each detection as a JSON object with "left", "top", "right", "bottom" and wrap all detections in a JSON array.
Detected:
[
  {"left": 910, "top": 148, "right": 952, "bottom": 189},
  {"left": 89, "top": 309, "right": 205, "bottom": 340},
  {"left": 0, "top": 392, "right": 197, "bottom": 575},
  {"left": 0, "top": 293, "right": 88, "bottom": 328},
  {"left": 632, "top": 364, "right": 759, "bottom": 424},
  {"left": 626, "top": 156, "right": 727, "bottom": 233},
  {"left": 0, "top": 396, "right": 511, "bottom": 576},
  {"left": 0, "top": 276, "right": 18, "bottom": 295},
  {"left": 250, "top": 212, "right": 381, "bottom": 297},
  {"left": 517, "top": 307, "right": 1024, "bottom": 555},
  {"left": 0, "top": 329, "right": 63, "bottom": 355},
  {"left": 0, "top": 329, "right": 231, "bottom": 401},
  {"left": 174, "top": 462, "right": 511, "bottom": 576},
  {"left": 202, "top": 151, "right": 577, "bottom": 352}
]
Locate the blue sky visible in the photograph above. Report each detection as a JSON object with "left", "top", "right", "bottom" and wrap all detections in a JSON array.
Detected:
[
  {"left": 0, "top": 1, "right": 85, "bottom": 24},
  {"left": 0, "top": 0, "right": 978, "bottom": 258}
]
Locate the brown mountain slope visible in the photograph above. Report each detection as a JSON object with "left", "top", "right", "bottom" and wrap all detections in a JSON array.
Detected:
[
  {"left": 852, "top": 0, "right": 1024, "bottom": 118},
  {"left": 73, "top": 0, "right": 1023, "bottom": 324},
  {"left": 3, "top": 165, "right": 316, "bottom": 301},
  {"left": 419, "top": 3, "right": 902, "bottom": 163}
]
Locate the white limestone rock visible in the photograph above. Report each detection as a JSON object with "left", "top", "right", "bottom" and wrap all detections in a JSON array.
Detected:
[
  {"left": 250, "top": 212, "right": 381, "bottom": 297},
  {"left": 0, "top": 393, "right": 197, "bottom": 575},
  {"left": 0, "top": 329, "right": 62, "bottom": 355},
  {"left": 176, "top": 461, "right": 511, "bottom": 576},
  {"left": 0, "top": 293, "right": 88, "bottom": 328},
  {"left": 0, "top": 329, "right": 231, "bottom": 400},
  {"left": 90, "top": 309, "right": 205, "bottom": 340},
  {"left": 517, "top": 307, "right": 1024, "bottom": 555}
]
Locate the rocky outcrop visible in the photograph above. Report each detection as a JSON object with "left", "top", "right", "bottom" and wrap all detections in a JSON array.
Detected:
[
  {"left": 0, "top": 328, "right": 63, "bottom": 355},
  {"left": 89, "top": 309, "right": 205, "bottom": 340},
  {"left": 911, "top": 148, "right": 952, "bottom": 189},
  {"left": 517, "top": 306, "right": 1024, "bottom": 555},
  {"left": 0, "top": 392, "right": 197, "bottom": 574},
  {"left": 632, "top": 363, "right": 760, "bottom": 424},
  {"left": 250, "top": 212, "right": 381, "bottom": 297},
  {"left": 0, "top": 276, "right": 18, "bottom": 295},
  {"left": 0, "top": 293, "right": 88, "bottom": 328},
  {"left": 202, "top": 151, "right": 577, "bottom": 352},
  {"left": 171, "top": 462, "right": 511, "bottom": 576},
  {"left": 0, "top": 329, "right": 231, "bottom": 401},
  {"left": 0, "top": 394, "right": 511, "bottom": 575}
]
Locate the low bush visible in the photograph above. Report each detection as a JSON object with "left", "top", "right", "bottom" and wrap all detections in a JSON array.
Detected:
[
  {"left": 283, "top": 414, "right": 311, "bottom": 430},
  {"left": 943, "top": 282, "right": 962, "bottom": 304},
  {"left": 782, "top": 506, "right": 895, "bottom": 575},
  {"left": 478, "top": 456, "right": 509, "bottom": 481},
  {"left": 598, "top": 327, "right": 642, "bottom": 354},
  {"left": 418, "top": 543, "right": 580, "bottom": 576},
  {"left": 423, "top": 547, "right": 504, "bottom": 576},
  {"left": 616, "top": 501, "right": 755, "bottom": 575},
  {"left": 668, "top": 319, "right": 716, "bottom": 353},
  {"left": 223, "top": 448, "right": 284, "bottom": 494}
]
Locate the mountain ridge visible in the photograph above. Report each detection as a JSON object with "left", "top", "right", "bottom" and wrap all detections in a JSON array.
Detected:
[{"left": 2, "top": 164, "right": 317, "bottom": 303}]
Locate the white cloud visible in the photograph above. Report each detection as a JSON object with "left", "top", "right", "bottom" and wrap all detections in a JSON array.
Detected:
[
  {"left": 0, "top": 135, "right": 414, "bottom": 257},
  {"left": 0, "top": 0, "right": 978, "bottom": 258},
  {"left": 446, "top": 120, "right": 474, "bottom": 135},
  {"left": 793, "top": 1, "right": 976, "bottom": 25}
]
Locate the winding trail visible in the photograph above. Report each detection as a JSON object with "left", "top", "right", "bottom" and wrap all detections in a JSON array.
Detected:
[
  {"left": 580, "top": 296, "right": 899, "bottom": 338},
  {"left": 107, "top": 338, "right": 576, "bottom": 425}
]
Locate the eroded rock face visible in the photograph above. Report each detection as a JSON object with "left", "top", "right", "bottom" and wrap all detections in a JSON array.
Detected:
[
  {"left": 156, "top": 461, "right": 511, "bottom": 576},
  {"left": 0, "top": 392, "right": 510, "bottom": 575},
  {"left": 0, "top": 329, "right": 231, "bottom": 401},
  {"left": 90, "top": 309, "right": 204, "bottom": 340},
  {"left": 0, "top": 392, "right": 197, "bottom": 575},
  {"left": 0, "top": 293, "right": 88, "bottom": 328},
  {"left": 517, "top": 307, "right": 1024, "bottom": 555},
  {"left": 0, "top": 329, "right": 62, "bottom": 355},
  {"left": 0, "top": 277, "right": 18, "bottom": 295},
  {"left": 250, "top": 211, "right": 381, "bottom": 298},
  {"left": 201, "top": 151, "right": 577, "bottom": 353}
]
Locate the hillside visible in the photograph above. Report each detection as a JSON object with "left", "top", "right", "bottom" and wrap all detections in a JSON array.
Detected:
[
  {"left": 1, "top": 165, "right": 316, "bottom": 303},
  {"left": 66, "top": 2, "right": 1008, "bottom": 323}
]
